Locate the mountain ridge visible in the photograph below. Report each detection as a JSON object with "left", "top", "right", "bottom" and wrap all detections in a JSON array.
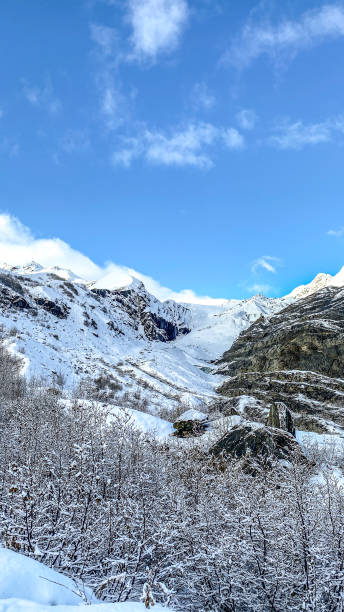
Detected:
[{"left": 1, "top": 260, "right": 344, "bottom": 418}]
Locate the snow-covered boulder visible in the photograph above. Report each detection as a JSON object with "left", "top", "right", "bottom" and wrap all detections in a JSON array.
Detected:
[
  {"left": 210, "top": 423, "right": 307, "bottom": 469},
  {"left": 173, "top": 408, "right": 209, "bottom": 437},
  {"left": 176, "top": 409, "right": 208, "bottom": 422}
]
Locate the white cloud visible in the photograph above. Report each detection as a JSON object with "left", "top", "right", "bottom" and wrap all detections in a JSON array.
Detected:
[
  {"left": 90, "top": 23, "right": 118, "bottom": 56},
  {"left": 227, "top": 4, "right": 344, "bottom": 68},
  {"left": 190, "top": 82, "right": 216, "bottom": 111},
  {"left": 271, "top": 120, "right": 332, "bottom": 149},
  {"left": 0, "top": 214, "right": 227, "bottom": 305},
  {"left": 252, "top": 256, "right": 281, "bottom": 274},
  {"left": 127, "top": 0, "right": 189, "bottom": 61},
  {"left": 111, "top": 136, "right": 143, "bottom": 167},
  {"left": 223, "top": 127, "right": 245, "bottom": 149},
  {"left": 144, "top": 123, "right": 218, "bottom": 168},
  {"left": 236, "top": 109, "right": 257, "bottom": 130},
  {"left": 270, "top": 115, "right": 344, "bottom": 149},
  {"left": 112, "top": 122, "right": 244, "bottom": 168},
  {"left": 328, "top": 226, "right": 344, "bottom": 237},
  {"left": 22, "top": 79, "right": 62, "bottom": 114}
]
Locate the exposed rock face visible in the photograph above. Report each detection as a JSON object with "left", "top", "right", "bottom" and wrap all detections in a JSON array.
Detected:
[
  {"left": 218, "top": 371, "right": 344, "bottom": 430},
  {"left": 210, "top": 424, "right": 305, "bottom": 466},
  {"left": 266, "top": 403, "right": 281, "bottom": 428},
  {"left": 93, "top": 283, "right": 191, "bottom": 342},
  {"left": 218, "top": 286, "right": 344, "bottom": 378},
  {"left": 217, "top": 287, "right": 344, "bottom": 433}
]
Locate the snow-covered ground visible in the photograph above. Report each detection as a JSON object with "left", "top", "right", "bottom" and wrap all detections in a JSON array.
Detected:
[
  {"left": 0, "top": 548, "right": 167, "bottom": 612},
  {"left": 174, "top": 296, "right": 283, "bottom": 360},
  {"left": 0, "top": 603, "right": 164, "bottom": 612},
  {"left": 296, "top": 430, "right": 344, "bottom": 450},
  {"left": 61, "top": 399, "right": 175, "bottom": 438}
]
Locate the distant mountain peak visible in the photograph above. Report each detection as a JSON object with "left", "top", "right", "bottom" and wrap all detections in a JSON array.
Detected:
[
  {"left": 285, "top": 266, "right": 344, "bottom": 300},
  {"left": 22, "top": 261, "right": 44, "bottom": 272}
]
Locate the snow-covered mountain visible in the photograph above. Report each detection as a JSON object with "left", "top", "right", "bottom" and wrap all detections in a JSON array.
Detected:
[
  {"left": 286, "top": 265, "right": 344, "bottom": 300},
  {"left": 0, "top": 261, "right": 287, "bottom": 414},
  {"left": 1, "top": 261, "right": 344, "bottom": 415}
]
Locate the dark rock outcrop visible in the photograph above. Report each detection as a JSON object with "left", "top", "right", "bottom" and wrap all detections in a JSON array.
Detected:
[
  {"left": 266, "top": 402, "right": 295, "bottom": 435},
  {"left": 11, "top": 296, "right": 31, "bottom": 310},
  {"left": 91, "top": 288, "right": 111, "bottom": 299},
  {"left": 210, "top": 424, "right": 305, "bottom": 466},
  {"left": 173, "top": 409, "right": 209, "bottom": 437},
  {"left": 110, "top": 284, "right": 191, "bottom": 342},
  {"left": 35, "top": 298, "right": 69, "bottom": 319},
  {"left": 173, "top": 419, "right": 207, "bottom": 437}
]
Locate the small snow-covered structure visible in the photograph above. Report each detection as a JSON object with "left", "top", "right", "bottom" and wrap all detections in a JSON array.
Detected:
[{"left": 173, "top": 408, "right": 209, "bottom": 437}]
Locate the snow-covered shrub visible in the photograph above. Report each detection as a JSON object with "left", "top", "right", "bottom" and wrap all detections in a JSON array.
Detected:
[{"left": 0, "top": 345, "right": 344, "bottom": 610}]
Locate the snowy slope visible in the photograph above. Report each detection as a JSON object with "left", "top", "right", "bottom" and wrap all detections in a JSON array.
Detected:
[
  {"left": 0, "top": 548, "right": 168, "bottom": 612},
  {"left": 61, "top": 399, "right": 175, "bottom": 438},
  {"left": 175, "top": 295, "right": 283, "bottom": 360},
  {"left": 0, "top": 262, "right": 285, "bottom": 414}
]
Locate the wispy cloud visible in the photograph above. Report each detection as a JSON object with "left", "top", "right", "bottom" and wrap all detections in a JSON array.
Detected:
[
  {"left": 145, "top": 123, "right": 218, "bottom": 168},
  {"left": 22, "top": 79, "right": 62, "bottom": 114},
  {"left": 111, "top": 136, "right": 143, "bottom": 167},
  {"left": 90, "top": 22, "right": 119, "bottom": 56},
  {"left": 226, "top": 4, "right": 344, "bottom": 69},
  {"left": 270, "top": 115, "right": 344, "bottom": 149},
  {"left": 0, "top": 213, "right": 227, "bottom": 305},
  {"left": 1, "top": 138, "right": 20, "bottom": 158},
  {"left": 127, "top": 0, "right": 189, "bottom": 61},
  {"left": 222, "top": 128, "right": 245, "bottom": 150},
  {"left": 60, "top": 130, "right": 91, "bottom": 154},
  {"left": 251, "top": 256, "right": 281, "bottom": 274},
  {"left": 328, "top": 226, "right": 344, "bottom": 237},
  {"left": 248, "top": 283, "right": 273, "bottom": 294},
  {"left": 112, "top": 122, "right": 244, "bottom": 168},
  {"left": 190, "top": 82, "right": 216, "bottom": 111},
  {"left": 90, "top": 23, "right": 127, "bottom": 130},
  {"left": 236, "top": 108, "right": 257, "bottom": 130},
  {"left": 100, "top": 76, "right": 126, "bottom": 130}
]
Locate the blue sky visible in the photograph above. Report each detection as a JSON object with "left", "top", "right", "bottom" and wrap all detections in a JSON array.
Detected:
[{"left": 1, "top": 0, "right": 344, "bottom": 302}]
